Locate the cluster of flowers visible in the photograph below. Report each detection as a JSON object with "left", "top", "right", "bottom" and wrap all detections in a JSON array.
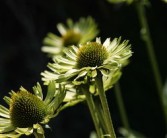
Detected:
[{"left": 0, "top": 16, "right": 132, "bottom": 138}]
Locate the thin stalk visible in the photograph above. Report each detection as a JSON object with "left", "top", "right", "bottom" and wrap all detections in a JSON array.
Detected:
[
  {"left": 81, "top": 86, "right": 103, "bottom": 138},
  {"left": 94, "top": 96, "right": 109, "bottom": 134},
  {"left": 95, "top": 72, "right": 116, "bottom": 138},
  {"left": 114, "top": 82, "right": 130, "bottom": 134},
  {"left": 135, "top": 0, "right": 167, "bottom": 125}
]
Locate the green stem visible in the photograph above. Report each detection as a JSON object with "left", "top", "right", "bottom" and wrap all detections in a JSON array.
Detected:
[
  {"left": 81, "top": 86, "right": 103, "bottom": 138},
  {"left": 95, "top": 72, "right": 116, "bottom": 138},
  {"left": 114, "top": 82, "right": 130, "bottom": 134},
  {"left": 135, "top": 0, "right": 167, "bottom": 125},
  {"left": 94, "top": 96, "right": 109, "bottom": 135}
]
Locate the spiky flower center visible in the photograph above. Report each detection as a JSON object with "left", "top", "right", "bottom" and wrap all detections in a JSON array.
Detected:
[
  {"left": 63, "top": 30, "right": 82, "bottom": 47},
  {"left": 76, "top": 42, "right": 108, "bottom": 68},
  {"left": 10, "top": 91, "right": 46, "bottom": 128}
]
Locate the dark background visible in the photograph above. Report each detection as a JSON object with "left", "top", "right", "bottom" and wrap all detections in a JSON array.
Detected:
[{"left": 0, "top": 0, "right": 167, "bottom": 138}]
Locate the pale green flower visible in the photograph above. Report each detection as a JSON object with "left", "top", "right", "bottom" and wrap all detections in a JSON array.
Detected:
[
  {"left": 0, "top": 81, "right": 65, "bottom": 138},
  {"left": 41, "top": 37, "right": 132, "bottom": 96},
  {"left": 42, "top": 16, "right": 99, "bottom": 56},
  {"left": 42, "top": 70, "right": 121, "bottom": 104}
]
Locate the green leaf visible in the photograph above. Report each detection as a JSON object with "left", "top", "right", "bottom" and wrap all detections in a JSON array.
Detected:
[
  {"left": 48, "top": 84, "right": 66, "bottom": 112},
  {"left": 33, "top": 82, "right": 43, "bottom": 100},
  {"left": 44, "top": 81, "right": 56, "bottom": 104}
]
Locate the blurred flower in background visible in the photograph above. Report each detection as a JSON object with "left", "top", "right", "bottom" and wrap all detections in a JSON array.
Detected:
[{"left": 42, "top": 16, "right": 99, "bottom": 57}]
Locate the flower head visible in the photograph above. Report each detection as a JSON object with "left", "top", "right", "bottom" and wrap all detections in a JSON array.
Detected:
[
  {"left": 0, "top": 81, "right": 65, "bottom": 137},
  {"left": 10, "top": 91, "right": 46, "bottom": 128},
  {"left": 76, "top": 42, "right": 108, "bottom": 68},
  {"left": 42, "top": 16, "right": 99, "bottom": 56},
  {"left": 41, "top": 37, "right": 132, "bottom": 95}
]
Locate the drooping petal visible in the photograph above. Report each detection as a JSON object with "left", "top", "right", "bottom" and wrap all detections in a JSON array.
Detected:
[
  {"left": 0, "top": 105, "right": 10, "bottom": 118},
  {"left": 3, "top": 96, "right": 11, "bottom": 105},
  {"left": 0, "top": 125, "right": 15, "bottom": 133},
  {"left": 57, "top": 23, "right": 67, "bottom": 35}
]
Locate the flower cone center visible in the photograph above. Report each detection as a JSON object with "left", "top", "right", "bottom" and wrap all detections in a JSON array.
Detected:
[
  {"left": 76, "top": 42, "right": 108, "bottom": 68},
  {"left": 63, "top": 30, "right": 82, "bottom": 47},
  {"left": 10, "top": 91, "right": 46, "bottom": 128}
]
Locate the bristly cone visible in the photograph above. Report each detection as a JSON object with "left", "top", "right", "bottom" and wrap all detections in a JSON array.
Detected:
[
  {"left": 10, "top": 91, "right": 47, "bottom": 128},
  {"left": 76, "top": 42, "right": 108, "bottom": 68}
]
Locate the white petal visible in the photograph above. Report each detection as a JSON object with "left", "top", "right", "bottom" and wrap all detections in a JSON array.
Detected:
[
  {"left": 103, "top": 38, "right": 110, "bottom": 47},
  {"left": 96, "top": 37, "right": 101, "bottom": 44},
  {"left": 64, "top": 91, "right": 76, "bottom": 102},
  {"left": 107, "top": 38, "right": 118, "bottom": 51},
  {"left": 57, "top": 23, "right": 67, "bottom": 35},
  {"left": 64, "top": 49, "right": 77, "bottom": 61},
  {"left": 0, "top": 118, "right": 11, "bottom": 126},
  {"left": 71, "top": 45, "right": 79, "bottom": 54},
  {"left": 0, "top": 105, "right": 10, "bottom": 118},
  {"left": 41, "top": 46, "right": 61, "bottom": 54}
]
